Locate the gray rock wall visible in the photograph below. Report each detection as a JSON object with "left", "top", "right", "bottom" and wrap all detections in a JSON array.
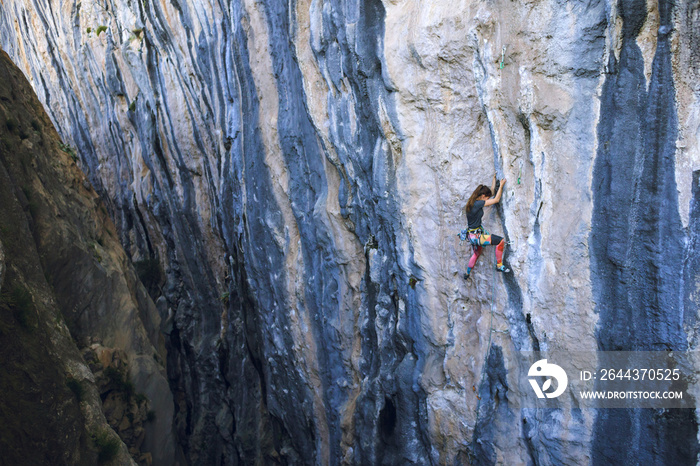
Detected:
[
  {"left": 2, "top": 0, "right": 699, "bottom": 464},
  {"left": 591, "top": 0, "right": 698, "bottom": 463}
]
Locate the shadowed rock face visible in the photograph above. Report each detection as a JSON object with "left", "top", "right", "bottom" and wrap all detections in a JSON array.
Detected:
[
  {"left": 0, "top": 50, "right": 176, "bottom": 465},
  {"left": 590, "top": 0, "right": 699, "bottom": 463},
  {"left": 2, "top": 0, "right": 700, "bottom": 464}
]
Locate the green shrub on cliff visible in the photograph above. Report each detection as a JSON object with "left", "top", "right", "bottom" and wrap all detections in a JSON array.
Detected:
[
  {"left": 12, "top": 286, "right": 34, "bottom": 329},
  {"left": 0, "top": 285, "right": 35, "bottom": 330},
  {"left": 91, "top": 429, "right": 120, "bottom": 463},
  {"left": 21, "top": 186, "right": 39, "bottom": 218},
  {"left": 5, "top": 117, "right": 17, "bottom": 132},
  {"left": 58, "top": 141, "right": 78, "bottom": 162},
  {"left": 103, "top": 365, "right": 136, "bottom": 400},
  {"left": 66, "top": 377, "right": 85, "bottom": 401}
]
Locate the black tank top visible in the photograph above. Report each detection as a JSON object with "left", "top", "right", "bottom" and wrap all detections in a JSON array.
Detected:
[{"left": 467, "top": 200, "right": 485, "bottom": 229}]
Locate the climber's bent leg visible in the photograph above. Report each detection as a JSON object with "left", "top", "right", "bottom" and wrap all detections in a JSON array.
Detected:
[
  {"left": 494, "top": 236, "right": 505, "bottom": 266},
  {"left": 467, "top": 246, "right": 483, "bottom": 272},
  {"left": 464, "top": 245, "right": 483, "bottom": 279},
  {"left": 493, "top": 236, "right": 511, "bottom": 273}
]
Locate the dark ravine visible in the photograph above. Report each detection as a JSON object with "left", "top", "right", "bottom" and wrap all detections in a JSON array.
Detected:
[{"left": 590, "top": 0, "right": 698, "bottom": 464}]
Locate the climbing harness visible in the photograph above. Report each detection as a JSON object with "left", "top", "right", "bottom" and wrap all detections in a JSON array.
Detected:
[
  {"left": 458, "top": 226, "right": 486, "bottom": 243},
  {"left": 468, "top": 227, "right": 487, "bottom": 241}
]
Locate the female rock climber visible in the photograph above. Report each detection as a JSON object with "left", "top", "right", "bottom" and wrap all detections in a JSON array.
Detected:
[{"left": 463, "top": 175, "right": 510, "bottom": 279}]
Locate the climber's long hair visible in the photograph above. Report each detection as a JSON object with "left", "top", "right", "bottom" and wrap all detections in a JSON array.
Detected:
[{"left": 465, "top": 185, "right": 492, "bottom": 214}]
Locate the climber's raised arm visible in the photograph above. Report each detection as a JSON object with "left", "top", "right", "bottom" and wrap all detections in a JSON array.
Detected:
[{"left": 484, "top": 178, "right": 506, "bottom": 206}]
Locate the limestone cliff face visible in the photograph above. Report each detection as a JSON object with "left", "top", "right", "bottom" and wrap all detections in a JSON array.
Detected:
[
  {"left": 0, "top": 51, "right": 177, "bottom": 465},
  {"left": 1, "top": 0, "right": 699, "bottom": 464}
]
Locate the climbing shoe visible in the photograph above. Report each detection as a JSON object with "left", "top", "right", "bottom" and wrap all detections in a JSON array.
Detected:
[
  {"left": 496, "top": 265, "right": 511, "bottom": 273},
  {"left": 463, "top": 272, "right": 470, "bottom": 280}
]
